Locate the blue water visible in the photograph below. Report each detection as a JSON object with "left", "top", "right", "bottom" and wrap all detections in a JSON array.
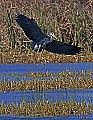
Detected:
[
  {"left": 0, "top": 62, "right": 93, "bottom": 81},
  {"left": 0, "top": 62, "right": 93, "bottom": 74},
  {"left": 0, "top": 89, "right": 93, "bottom": 105},
  {"left": 0, "top": 115, "right": 83, "bottom": 120},
  {"left": 0, "top": 114, "right": 93, "bottom": 120},
  {"left": 0, "top": 62, "right": 93, "bottom": 119}
]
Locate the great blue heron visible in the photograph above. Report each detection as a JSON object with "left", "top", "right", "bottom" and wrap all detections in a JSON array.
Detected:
[{"left": 16, "top": 13, "right": 82, "bottom": 55}]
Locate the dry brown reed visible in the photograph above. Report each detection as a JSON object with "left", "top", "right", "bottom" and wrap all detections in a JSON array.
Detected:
[
  {"left": 0, "top": 0, "right": 93, "bottom": 62},
  {"left": 0, "top": 50, "right": 93, "bottom": 63},
  {"left": 0, "top": 70, "right": 93, "bottom": 92}
]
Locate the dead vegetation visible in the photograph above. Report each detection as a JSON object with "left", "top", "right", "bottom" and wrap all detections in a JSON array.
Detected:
[{"left": 0, "top": 0, "right": 93, "bottom": 63}]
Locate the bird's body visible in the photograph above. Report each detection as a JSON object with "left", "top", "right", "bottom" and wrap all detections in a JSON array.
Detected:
[{"left": 16, "top": 13, "right": 82, "bottom": 55}]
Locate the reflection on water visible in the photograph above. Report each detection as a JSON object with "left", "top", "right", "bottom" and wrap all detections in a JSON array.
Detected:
[{"left": 0, "top": 89, "right": 93, "bottom": 105}]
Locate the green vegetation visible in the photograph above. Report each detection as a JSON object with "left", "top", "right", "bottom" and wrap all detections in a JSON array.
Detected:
[{"left": 5, "top": 9, "right": 16, "bottom": 49}]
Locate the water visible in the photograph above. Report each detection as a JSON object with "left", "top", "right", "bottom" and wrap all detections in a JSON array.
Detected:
[
  {"left": 0, "top": 62, "right": 93, "bottom": 74},
  {"left": 0, "top": 89, "right": 93, "bottom": 105},
  {"left": 0, "top": 115, "right": 82, "bottom": 120},
  {"left": 0, "top": 62, "right": 93, "bottom": 119},
  {"left": 0, "top": 114, "right": 93, "bottom": 120},
  {"left": 0, "top": 62, "right": 93, "bottom": 81},
  {"left": 0, "top": 89, "right": 93, "bottom": 104}
]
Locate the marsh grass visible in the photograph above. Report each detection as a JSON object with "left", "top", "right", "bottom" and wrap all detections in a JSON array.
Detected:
[
  {"left": 0, "top": 70, "right": 93, "bottom": 92},
  {"left": 0, "top": 50, "right": 93, "bottom": 63},
  {"left": 0, "top": 99, "right": 93, "bottom": 117},
  {"left": 0, "top": 31, "right": 2, "bottom": 52},
  {"left": 0, "top": 0, "right": 93, "bottom": 59},
  {"left": 69, "top": 2, "right": 93, "bottom": 48},
  {"left": 5, "top": 9, "right": 16, "bottom": 49}
]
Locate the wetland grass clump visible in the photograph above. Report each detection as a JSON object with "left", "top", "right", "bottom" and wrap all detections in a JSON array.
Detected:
[
  {"left": 0, "top": 99, "right": 93, "bottom": 117},
  {"left": 5, "top": 9, "right": 16, "bottom": 49},
  {"left": 0, "top": 51, "right": 93, "bottom": 63},
  {"left": 0, "top": 70, "right": 93, "bottom": 92}
]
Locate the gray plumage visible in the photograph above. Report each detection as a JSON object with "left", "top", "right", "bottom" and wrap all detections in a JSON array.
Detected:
[{"left": 16, "top": 13, "right": 82, "bottom": 55}]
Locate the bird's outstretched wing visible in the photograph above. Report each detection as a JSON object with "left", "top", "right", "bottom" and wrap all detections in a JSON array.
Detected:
[
  {"left": 45, "top": 40, "right": 81, "bottom": 55},
  {"left": 16, "top": 13, "right": 82, "bottom": 55},
  {"left": 16, "top": 13, "right": 46, "bottom": 42}
]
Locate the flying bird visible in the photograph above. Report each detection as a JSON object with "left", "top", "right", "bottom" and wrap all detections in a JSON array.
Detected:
[{"left": 16, "top": 13, "right": 82, "bottom": 55}]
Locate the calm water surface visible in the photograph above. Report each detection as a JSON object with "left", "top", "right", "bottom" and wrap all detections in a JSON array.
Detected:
[
  {"left": 0, "top": 62, "right": 93, "bottom": 81},
  {"left": 0, "top": 89, "right": 93, "bottom": 105},
  {"left": 0, "top": 115, "right": 93, "bottom": 120},
  {"left": 0, "top": 62, "right": 93, "bottom": 74}
]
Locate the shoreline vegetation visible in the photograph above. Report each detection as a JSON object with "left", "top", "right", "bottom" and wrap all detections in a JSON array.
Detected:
[
  {"left": 0, "top": 69, "right": 92, "bottom": 117},
  {"left": 0, "top": 51, "right": 93, "bottom": 63},
  {"left": 0, "top": 70, "right": 93, "bottom": 93},
  {"left": 0, "top": 99, "right": 93, "bottom": 117}
]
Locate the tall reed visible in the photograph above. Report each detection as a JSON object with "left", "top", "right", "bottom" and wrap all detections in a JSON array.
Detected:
[
  {"left": 5, "top": 9, "right": 15, "bottom": 49},
  {"left": 0, "top": 0, "right": 93, "bottom": 53},
  {"left": 0, "top": 31, "right": 2, "bottom": 52}
]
